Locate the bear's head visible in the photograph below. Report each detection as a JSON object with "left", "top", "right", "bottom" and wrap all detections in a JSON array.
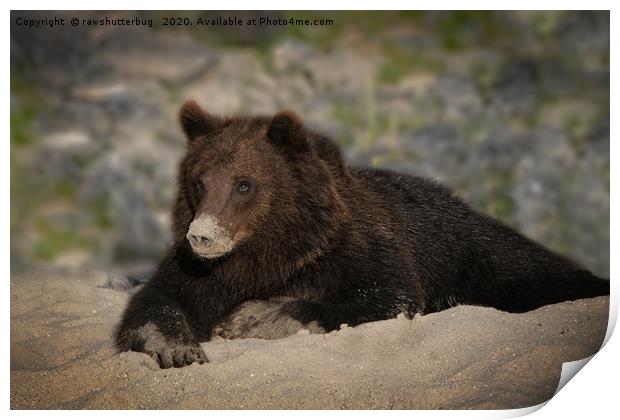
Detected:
[{"left": 172, "top": 101, "right": 349, "bottom": 268}]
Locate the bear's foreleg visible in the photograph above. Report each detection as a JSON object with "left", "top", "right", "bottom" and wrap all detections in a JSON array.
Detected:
[
  {"left": 216, "top": 298, "right": 415, "bottom": 339},
  {"left": 214, "top": 300, "right": 326, "bottom": 339},
  {"left": 115, "top": 284, "right": 207, "bottom": 368}
]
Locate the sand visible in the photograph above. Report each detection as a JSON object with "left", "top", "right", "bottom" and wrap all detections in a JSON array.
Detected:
[{"left": 10, "top": 268, "right": 609, "bottom": 409}]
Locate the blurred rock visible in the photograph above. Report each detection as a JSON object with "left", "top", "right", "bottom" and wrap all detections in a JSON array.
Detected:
[
  {"left": 183, "top": 51, "right": 276, "bottom": 114},
  {"left": 404, "top": 124, "right": 469, "bottom": 183},
  {"left": 41, "top": 130, "right": 99, "bottom": 161},
  {"left": 11, "top": 11, "right": 107, "bottom": 90},
  {"left": 490, "top": 58, "right": 540, "bottom": 114},
  {"left": 99, "top": 272, "right": 134, "bottom": 292},
  {"left": 32, "top": 148, "right": 83, "bottom": 184},
  {"left": 51, "top": 251, "right": 91, "bottom": 270},
  {"left": 507, "top": 128, "right": 608, "bottom": 275},
  {"left": 271, "top": 39, "right": 315, "bottom": 73},
  {"left": 80, "top": 153, "right": 170, "bottom": 261},
  {"left": 555, "top": 11, "right": 609, "bottom": 52},
  {"left": 375, "top": 85, "right": 417, "bottom": 122},
  {"left": 587, "top": 113, "right": 610, "bottom": 158},
  {"left": 305, "top": 50, "right": 379, "bottom": 98},
  {"left": 431, "top": 74, "right": 482, "bottom": 120},
  {"left": 70, "top": 83, "right": 160, "bottom": 120},
  {"left": 100, "top": 28, "right": 218, "bottom": 84}
]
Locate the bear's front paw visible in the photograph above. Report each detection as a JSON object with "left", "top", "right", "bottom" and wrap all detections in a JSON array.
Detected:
[
  {"left": 147, "top": 341, "right": 208, "bottom": 369},
  {"left": 119, "top": 322, "right": 208, "bottom": 369}
]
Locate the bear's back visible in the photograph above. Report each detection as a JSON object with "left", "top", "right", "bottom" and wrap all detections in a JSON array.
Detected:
[{"left": 349, "top": 167, "right": 468, "bottom": 218}]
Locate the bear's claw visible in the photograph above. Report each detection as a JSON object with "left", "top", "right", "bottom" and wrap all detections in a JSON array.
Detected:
[{"left": 148, "top": 343, "right": 208, "bottom": 369}]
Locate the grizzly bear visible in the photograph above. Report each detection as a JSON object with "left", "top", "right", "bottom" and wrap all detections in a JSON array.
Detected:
[{"left": 115, "top": 100, "right": 609, "bottom": 368}]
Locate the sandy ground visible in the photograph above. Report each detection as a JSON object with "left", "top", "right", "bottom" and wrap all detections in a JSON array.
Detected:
[{"left": 10, "top": 268, "right": 608, "bottom": 409}]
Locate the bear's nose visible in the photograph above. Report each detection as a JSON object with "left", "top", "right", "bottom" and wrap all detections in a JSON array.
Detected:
[{"left": 187, "top": 234, "right": 212, "bottom": 249}]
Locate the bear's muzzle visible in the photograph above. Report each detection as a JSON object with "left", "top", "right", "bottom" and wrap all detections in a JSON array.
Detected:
[{"left": 186, "top": 215, "right": 235, "bottom": 258}]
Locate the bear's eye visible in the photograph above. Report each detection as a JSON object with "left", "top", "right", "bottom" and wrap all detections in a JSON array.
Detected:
[
  {"left": 194, "top": 180, "right": 205, "bottom": 195},
  {"left": 236, "top": 180, "right": 251, "bottom": 194}
]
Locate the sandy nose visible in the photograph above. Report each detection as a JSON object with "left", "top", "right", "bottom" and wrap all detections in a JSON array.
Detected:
[
  {"left": 187, "top": 234, "right": 212, "bottom": 249},
  {"left": 186, "top": 216, "right": 220, "bottom": 251}
]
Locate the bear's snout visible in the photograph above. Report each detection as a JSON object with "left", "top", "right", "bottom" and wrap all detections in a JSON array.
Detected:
[
  {"left": 186, "top": 215, "right": 235, "bottom": 258},
  {"left": 187, "top": 234, "right": 212, "bottom": 249}
]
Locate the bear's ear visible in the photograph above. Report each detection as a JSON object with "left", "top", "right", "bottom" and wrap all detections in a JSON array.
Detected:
[
  {"left": 266, "top": 110, "right": 309, "bottom": 156},
  {"left": 178, "top": 100, "right": 219, "bottom": 142}
]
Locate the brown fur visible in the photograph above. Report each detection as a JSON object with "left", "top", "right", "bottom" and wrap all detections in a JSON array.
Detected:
[{"left": 116, "top": 101, "right": 608, "bottom": 368}]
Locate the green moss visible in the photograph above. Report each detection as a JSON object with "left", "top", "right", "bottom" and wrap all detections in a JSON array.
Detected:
[
  {"left": 371, "top": 148, "right": 419, "bottom": 168},
  {"left": 255, "top": 45, "right": 275, "bottom": 73},
  {"left": 377, "top": 44, "right": 443, "bottom": 85},
  {"left": 11, "top": 74, "right": 47, "bottom": 146},
  {"left": 90, "top": 198, "right": 115, "bottom": 230},
  {"left": 53, "top": 182, "right": 77, "bottom": 201},
  {"left": 10, "top": 156, "right": 45, "bottom": 232},
  {"left": 363, "top": 78, "right": 378, "bottom": 148},
  {"left": 10, "top": 72, "right": 45, "bottom": 145},
  {"left": 469, "top": 61, "right": 500, "bottom": 100},
  {"left": 377, "top": 62, "right": 404, "bottom": 85},
  {"left": 161, "top": 80, "right": 183, "bottom": 104},
  {"left": 473, "top": 169, "right": 515, "bottom": 221},
  {"left": 331, "top": 81, "right": 402, "bottom": 151},
  {"left": 457, "top": 120, "right": 484, "bottom": 146},
  {"left": 563, "top": 113, "right": 590, "bottom": 151},
  {"left": 529, "top": 11, "right": 563, "bottom": 40},
  {"left": 11, "top": 73, "right": 39, "bottom": 97},
  {"left": 33, "top": 218, "right": 98, "bottom": 261},
  {"left": 11, "top": 102, "right": 39, "bottom": 146},
  {"left": 600, "top": 49, "right": 610, "bottom": 67},
  {"left": 563, "top": 105, "right": 607, "bottom": 152},
  {"left": 437, "top": 11, "right": 497, "bottom": 50},
  {"left": 332, "top": 102, "right": 362, "bottom": 127},
  {"left": 491, "top": 195, "right": 514, "bottom": 221}
]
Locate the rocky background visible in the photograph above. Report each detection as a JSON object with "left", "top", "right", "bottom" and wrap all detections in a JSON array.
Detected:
[{"left": 10, "top": 11, "right": 610, "bottom": 280}]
